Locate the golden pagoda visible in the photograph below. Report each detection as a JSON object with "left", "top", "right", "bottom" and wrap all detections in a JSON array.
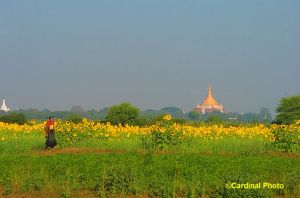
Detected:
[{"left": 194, "top": 84, "right": 225, "bottom": 114}]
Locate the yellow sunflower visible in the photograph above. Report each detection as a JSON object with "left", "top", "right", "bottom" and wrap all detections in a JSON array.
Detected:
[
  {"left": 270, "top": 136, "right": 276, "bottom": 142},
  {"left": 163, "top": 114, "right": 172, "bottom": 121}
]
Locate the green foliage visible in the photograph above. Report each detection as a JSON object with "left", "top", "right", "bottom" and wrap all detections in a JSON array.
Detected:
[
  {"left": 1, "top": 133, "right": 300, "bottom": 197},
  {"left": 172, "top": 117, "right": 189, "bottom": 125},
  {"left": 270, "top": 125, "right": 300, "bottom": 152},
  {"left": 276, "top": 95, "right": 300, "bottom": 124},
  {"left": 188, "top": 111, "right": 200, "bottom": 120},
  {"left": 104, "top": 102, "right": 140, "bottom": 125},
  {"left": 65, "top": 113, "right": 83, "bottom": 123},
  {"left": 142, "top": 130, "right": 185, "bottom": 150},
  {"left": 205, "top": 115, "right": 223, "bottom": 124},
  {"left": 0, "top": 113, "right": 26, "bottom": 125},
  {"left": 161, "top": 107, "right": 185, "bottom": 118},
  {"left": 10, "top": 104, "right": 275, "bottom": 125},
  {"left": 141, "top": 120, "right": 188, "bottom": 150},
  {"left": 94, "top": 166, "right": 136, "bottom": 196},
  {"left": 131, "top": 115, "right": 153, "bottom": 126},
  {"left": 1, "top": 147, "right": 300, "bottom": 197},
  {"left": 0, "top": 175, "right": 12, "bottom": 195}
]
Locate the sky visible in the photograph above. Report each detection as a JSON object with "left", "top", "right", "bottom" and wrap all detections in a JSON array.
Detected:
[{"left": 0, "top": 0, "right": 299, "bottom": 114}]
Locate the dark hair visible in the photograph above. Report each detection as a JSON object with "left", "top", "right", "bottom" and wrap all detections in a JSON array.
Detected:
[{"left": 49, "top": 116, "right": 53, "bottom": 120}]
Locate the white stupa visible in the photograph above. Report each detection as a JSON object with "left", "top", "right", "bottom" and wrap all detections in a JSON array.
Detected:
[{"left": 1, "top": 98, "right": 10, "bottom": 112}]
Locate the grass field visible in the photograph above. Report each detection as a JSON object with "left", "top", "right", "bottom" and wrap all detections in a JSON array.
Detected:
[{"left": 1, "top": 120, "right": 300, "bottom": 197}]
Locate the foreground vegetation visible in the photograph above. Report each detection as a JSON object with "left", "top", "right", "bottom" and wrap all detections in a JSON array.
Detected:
[{"left": 0, "top": 117, "right": 300, "bottom": 197}]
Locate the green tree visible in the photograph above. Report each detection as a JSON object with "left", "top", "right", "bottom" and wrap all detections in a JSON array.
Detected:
[
  {"left": 161, "top": 107, "right": 185, "bottom": 118},
  {"left": 104, "top": 102, "right": 140, "bottom": 125},
  {"left": 205, "top": 115, "right": 223, "bottom": 124},
  {"left": 276, "top": 95, "right": 300, "bottom": 124},
  {"left": 188, "top": 111, "right": 200, "bottom": 120},
  {"left": 0, "top": 113, "right": 26, "bottom": 125},
  {"left": 65, "top": 113, "right": 83, "bottom": 123}
]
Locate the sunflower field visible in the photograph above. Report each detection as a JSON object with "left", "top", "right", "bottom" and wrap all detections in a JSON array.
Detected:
[
  {"left": 1, "top": 116, "right": 300, "bottom": 197},
  {"left": 1, "top": 115, "right": 300, "bottom": 152}
]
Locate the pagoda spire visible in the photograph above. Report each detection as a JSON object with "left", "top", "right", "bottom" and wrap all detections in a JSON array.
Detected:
[
  {"left": 208, "top": 83, "right": 212, "bottom": 97},
  {"left": 194, "top": 84, "right": 225, "bottom": 114}
]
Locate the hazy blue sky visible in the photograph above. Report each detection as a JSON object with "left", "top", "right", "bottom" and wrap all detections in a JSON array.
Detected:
[{"left": 0, "top": 0, "right": 299, "bottom": 114}]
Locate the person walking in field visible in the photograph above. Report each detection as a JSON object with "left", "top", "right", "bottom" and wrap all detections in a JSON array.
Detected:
[{"left": 44, "top": 116, "right": 57, "bottom": 149}]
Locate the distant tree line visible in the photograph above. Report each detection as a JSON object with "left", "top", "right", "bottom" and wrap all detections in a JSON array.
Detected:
[
  {"left": 0, "top": 104, "right": 273, "bottom": 125},
  {"left": 1, "top": 95, "right": 299, "bottom": 125},
  {"left": 0, "top": 113, "right": 26, "bottom": 125}
]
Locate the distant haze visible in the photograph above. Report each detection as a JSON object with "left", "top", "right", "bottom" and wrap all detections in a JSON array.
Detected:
[{"left": 1, "top": 1, "right": 299, "bottom": 114}]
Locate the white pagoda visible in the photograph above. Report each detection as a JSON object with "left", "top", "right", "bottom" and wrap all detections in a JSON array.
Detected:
[{"left": 1, "top": 98, "right": 10, "bottom": 112}]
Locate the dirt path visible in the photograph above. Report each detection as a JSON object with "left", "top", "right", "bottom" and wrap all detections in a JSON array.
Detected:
[{"left": 32, "top": 147, "right": 127, "bottom": 156}]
